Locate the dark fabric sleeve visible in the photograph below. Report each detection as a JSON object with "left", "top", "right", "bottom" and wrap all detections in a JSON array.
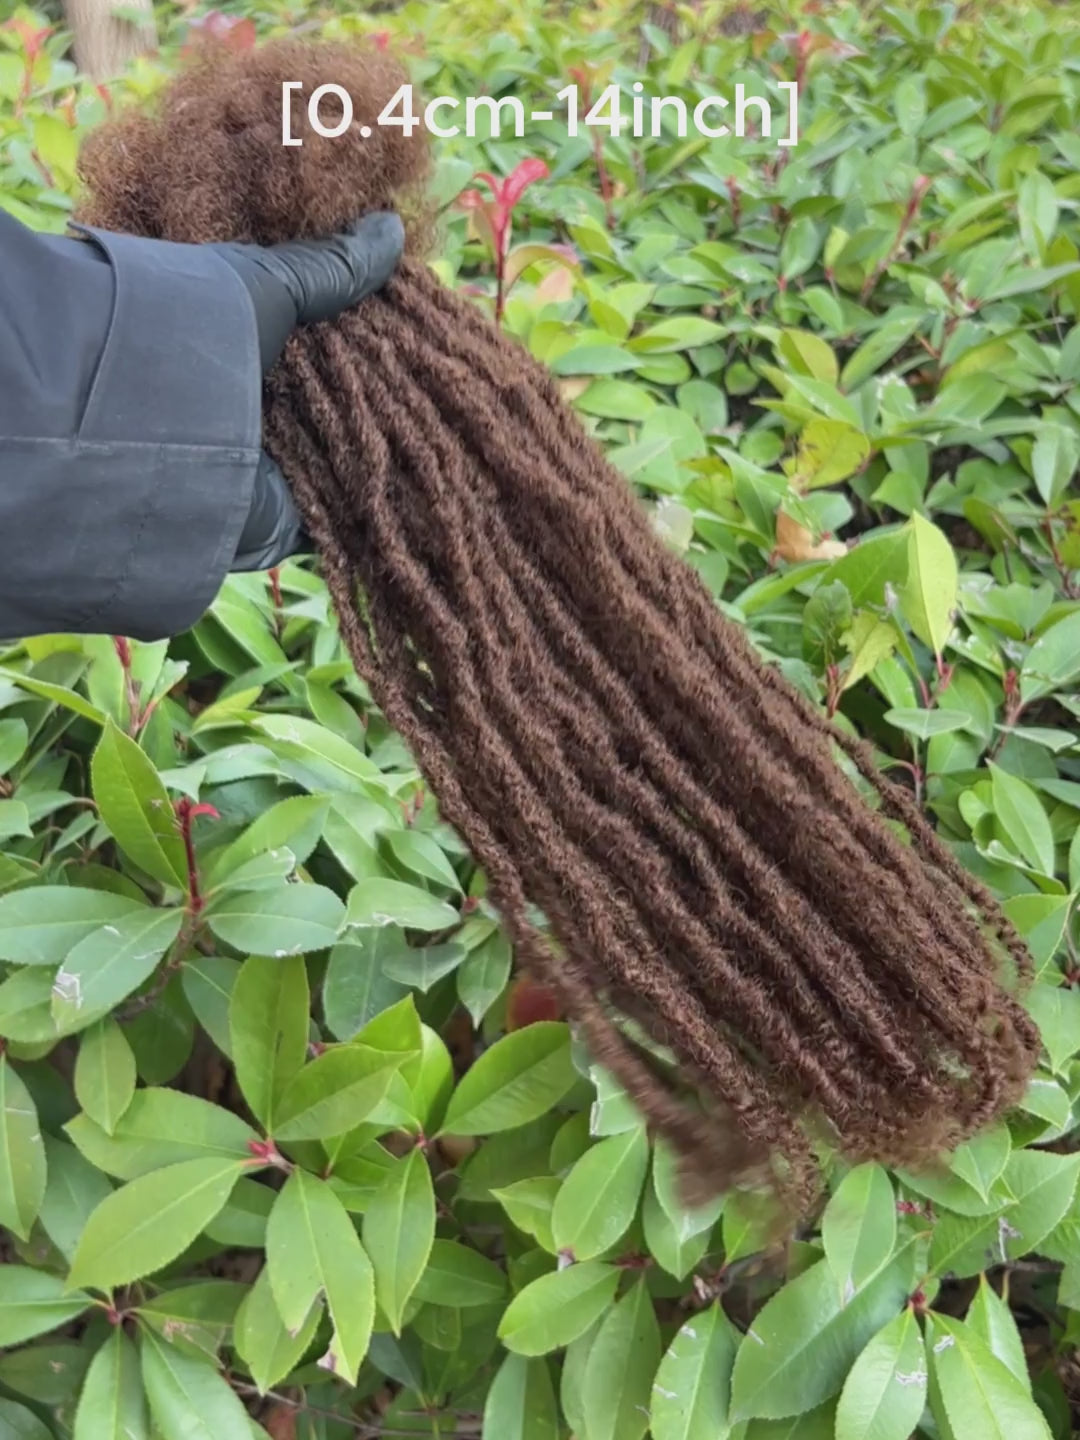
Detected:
[{"left": 0, "top": 212, "right": 262, "bottom": 642}]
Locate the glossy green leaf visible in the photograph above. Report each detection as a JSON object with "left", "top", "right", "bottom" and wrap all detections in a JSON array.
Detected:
[
  {"left": 234, "top": 1265, "right": 320, "bottom": 1395},
  {"left": 272, "top": 1044, "right": 406, "bottom": 1141},
  {"left": 966, "top": 1276, "right": 1029, "bottom": 1389},
  {"left": 581, "top": 1277, "right": 661, "bottom": 1440},
  {"left": 989, "top": 763, "right": 1055, "bottom": 876},
  {"left": 651, "top": 1303, "right": 738, "bottom": 1440},
  {"left": 729, "top": 1249, "right": 915, "bottom": 1421},
  {"left": 440, "top": 1022, "right": 576, "bottom": 1136},
  {"left": 345, "top": 877, "right": 459, "bottom": 931},
  {"left": 481, "top": 1352, "right": 559, "bottom": 1440},
  {"left": 73, "top": 1330, "right": 149, "bottom": 1440},
  {"left": 551, "top": 1126, "right": 649, "bottom": 1260},
  {"left": 898, "top": 513, "right": 957, "bottom": 656},
  {"left": 68, "top": 1157, "right": 246, "bottom": 1291},
  {"left": 0, "top": 1056, "right": 45, "bottom": 1241},
  {"left": 65, "top": 1088, "right": 258, "bottom": 1180},
  {"left": 0, "top": 1266, "right": 91, "bottom": 1347},
  {"left": 228, "top": 953, "right": 308, "bottom": 1130},
  {"left": 362, "top": 1147, "right": 435, "bottom": 1333},
  {"left": 412, "top": 1239, "right": 507, "bottom": 1308},
  {"left": 74, "top": 1019, "right": 137, "bottom": 1135},
  {"left": 822, "top": 1164, "right": 897, "bottom": 1294},
  {"left": 925, "top": 1315, "right": 1051, "bottom": 1440},
  {"left": 0, "top": 887, "right": 147, "bottom": 966},
  {"left": 265, "top": 1168, "right": 374, "bottom": 1383},
  {"left": 140, "top": 1330, "right": 252, "bottom": 1440},
  {"left": 498, "top": 1261, "right": 621, "bottom": 1356},
  {"left": 91, "top": 721, "right": 187, "bottom": 888},
  {"left": 835, "top": 1307, "right": 927, "bottom": 1440},
  {"left": 52, "top": 908, "right": 184, "bottom": 1028},
  {"left": 206, "top": 883, "right": 344, "bottom": 956}
]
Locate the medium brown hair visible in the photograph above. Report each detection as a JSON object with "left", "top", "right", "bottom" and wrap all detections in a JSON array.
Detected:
[{"left": 76, "top": 38, "right": 1040, "bottom": 1208}]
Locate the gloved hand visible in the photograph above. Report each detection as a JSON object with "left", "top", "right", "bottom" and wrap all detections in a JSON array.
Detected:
[{"left": 212, "top": 212, "right": 405, "bottom": 572}]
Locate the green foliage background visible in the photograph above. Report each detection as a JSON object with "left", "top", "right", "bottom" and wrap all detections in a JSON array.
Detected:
[{"left": 2, "top": 0, "right": 1080, "bottom": 1436}]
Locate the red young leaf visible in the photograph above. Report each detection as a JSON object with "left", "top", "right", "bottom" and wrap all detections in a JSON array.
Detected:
[{"left": 502, "top": 158, "right": 550, "bottom": 210}]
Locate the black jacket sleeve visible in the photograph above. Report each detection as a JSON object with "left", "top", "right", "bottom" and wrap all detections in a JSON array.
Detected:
[{"left": 0, "top": 211, "right": 262, "bottom": 643}]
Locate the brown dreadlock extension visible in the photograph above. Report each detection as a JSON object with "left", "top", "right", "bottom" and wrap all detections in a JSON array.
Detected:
[{"left": 75, "top": 39, "right": 1041, "bottom": 1208}]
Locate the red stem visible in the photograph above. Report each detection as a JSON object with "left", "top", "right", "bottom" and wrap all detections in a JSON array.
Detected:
[{"left": 174, "top": 797, "right": 203, "bottom": 916}]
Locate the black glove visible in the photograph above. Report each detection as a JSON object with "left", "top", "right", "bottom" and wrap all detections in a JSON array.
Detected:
[{"left": 213, "top": 212, "right": 405, "bottom": 572}]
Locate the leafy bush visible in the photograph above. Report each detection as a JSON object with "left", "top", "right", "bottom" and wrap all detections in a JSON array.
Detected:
[{"left": 2, "top": 0, "right": 1080, "bottom": 1436}]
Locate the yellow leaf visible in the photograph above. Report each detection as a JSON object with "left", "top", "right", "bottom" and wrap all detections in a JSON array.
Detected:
[
  {"left": 796, "top": 419, "right": 871, "bottom": 490},
  {"left": 774, "top": 510, "right": 847, "bottom": 563}
]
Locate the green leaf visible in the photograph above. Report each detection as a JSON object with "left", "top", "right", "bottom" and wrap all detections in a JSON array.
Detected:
[
  {"left": 361, "top": 1147, "right": 435, "bottom": 1333},
  {"left": 68, "top": 1157, "right": 246, "bottom": 1292},
  {"left": 633, "top": 316, "right": 726, "bottom": 352},
  {"left": 1026, "top": 984, "right": 1080, "bottom": 1074},
  {"left": 440, "top": 1022, "right": 576, "bottom": 1135},
  {"left": 651, "top": 1303, "right": 738, "bottom": 1440},
  {"left": 0, "top": 887, "right": 146, "bottom": 966},
  {"left": 492, "top": 1176, "right": 560, "bottom": 1253},
  {"left": 39, "top": 1137, "right": 113, "bottom": 1263},
  {"left": 989, "top": 763, "right": 1056, "bottom": 876},
  {"left": 52, "top": 908, "right": 184, "bottom": 1028},
  {"left": 884, "top": 707, "right": 969, "bottom": 740},
  {"left": 0, "top": 1266, "right": 91, "bottom": 1347},
  {"left": 412, "top": 1239, "right": 507, "bottom": 1308},
  {"left": 652, "top": 1141, "right": 725, "bottom": 1242},
  {"left": 642, "top": 1172, "right": 710, "bottom": 1280},
  {"left": 265, "top": 1168, "right": 375, "bottom": 1383},
  {"left": 386, "top": 829, "right": 462, "bottom": 893},
  {"left": 205, "top": 796, "right": 329, "bottom": 885},
  {"left": 65, "top": 1088, "right": 258, "bottom": 1180},
  {"left": 834, "top": 1307, "right": 927, "bottom": 1440},
  {"left": 234, "top": 1266, "right": 320, "bottom": 1395},
  {"left": 1001, "top": 1150, "right": 1080, "bottom": 1257},
  {"left": 74, "top": 1020, "right": 137, "bottom": 1135},
  {"left": 91, "top": 721, "right": 186, "bottom": 888},
  {"left": 498, "top": 1261, "right": 621, "bottom": 1356},
  {"left": 551, "top": 1126, "right": 649, "bottom": 1260},
  {"left": 323, "top": 932, "right": 410, "bottom": 1040},
  {"left": 1020, "top": 613, "right": 1080, "bottom": 702},
  {"left": 249, "top": 714, "right": 384, "bottom": 788},
  {"left": 228, "top": 954, "right": 309, "bottom": 1130},
  {"left": 779, "top": 331, "right": 838, "bottom": 385},
  {"left": 840, "top": 316, "right": 923, "bottom": 390},
  {"left": 345, "top": 877, "right": 459, "bottom": 931},
  {"left": 457, "top": 930, "right": 513, "bottom": 1027},
  {"left": 140, "top": 1331, "right": 252, "bottom": 1440},
  {"left": 73, "top": 1330, "right": 149, "bottom": 1440},
  {"left": 898, "top": 514, "right": 957, "bottom": 656},
  {"left": 729, "top": 1249, "right": 915, "bottom": 1421},
  {"left": 822, "top": 1164, "right": 897, "bottom": 1294},
  {"left": 382, "top": 939, "right": 466, "bottom": 992},
  {"left": 0, "top": 1057, "right": 46, "bottom": 1242},
  {"left": 181, "top": 957, "right": 239, "bottom": 1056},
  {"left": 966, "top": 1276, "right": 1029, "bottom": 1390},
  {"left": 482, "top": 1352, "right": 560, "bottom": 1440},
  {"left": 1031, "top": 422, "right": 1080, "bottom": 507},
  {"left": 272, "top": 1044, "right": 406, "bottom": 1141},
  {"left": 0, "top": 1400, "right": 53, "bottom": 1440},
  {"left": 796, "top": 419, "right": 870, "bottom": 489},
  {"left": 822, "top": 530, "right": 909, "bottom": 609},
  {"left": 925, "top": 1315, "right": 1051, "bottom": 1440},
  {"left": 0, "top": 666, "right": 106, "bottom": 724},
  {"left": 135, "top": 1279, "right": 244, "bottom": 1360},
  {"left": 206, "top": 884, "right": 344, "bottom": 956},
  {"left": 581, "top": 1277, "right": 661, "bottom": 1440}
]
